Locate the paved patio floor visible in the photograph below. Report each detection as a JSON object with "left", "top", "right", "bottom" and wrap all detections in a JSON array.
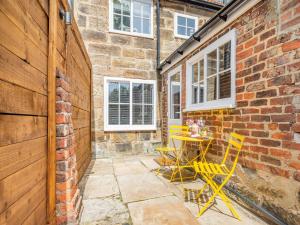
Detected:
[{"left": 79, "top": 154, "right": 269, "bottom": 225}]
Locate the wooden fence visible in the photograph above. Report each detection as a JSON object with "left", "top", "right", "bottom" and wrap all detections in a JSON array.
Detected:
[{"left": 0, "top": 0, "right": 92, "bottom": 224}]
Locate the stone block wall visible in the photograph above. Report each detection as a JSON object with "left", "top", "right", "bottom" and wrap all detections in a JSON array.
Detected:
[
  {"left": 56, "top": 71, "right": 82, "bottom": 225},
  {"left": 73, "top": 0, "right": 215, "bottom": 156},
  {"left": 161, "top": 0, "right": 300, "bottom": 224}
]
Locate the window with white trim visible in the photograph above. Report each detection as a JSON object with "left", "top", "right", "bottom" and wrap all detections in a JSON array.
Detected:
[
  {"left": 186, "top": 29, "right": 236, "bottom": 111},
  {"left": 104, "top": 77, "right": 156, "bottom": 131},
  {"left": 109, "top": 0, "right": 153, "bottom": 37},
  {"left": 174, "top": 13, "right": 197, "bottom": 39}
]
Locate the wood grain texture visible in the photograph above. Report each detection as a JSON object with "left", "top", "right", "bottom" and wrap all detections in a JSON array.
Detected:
[
  {"left": 0, "top": 80, "right": 47, "bottom": 116},
  {"left": 47, "top": 0, "right": 58, "bottom": 224},
  {"left": 0, "top": 45, "right": 47, "bottom": 95},
  {"left": 0, "top": 157, "right": 46, "bottom": 214},
  {"left": 0, "top": 136, "right": 47, "bottom": 180},
  {"left": 0, "top": 178, "right": 46, "bottom": 225},
  {"left": 0, "top": 115, "right": 47, "bottom": 147}
]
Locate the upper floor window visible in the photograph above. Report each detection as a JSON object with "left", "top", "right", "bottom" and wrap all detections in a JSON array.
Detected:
[
  {"left": 104, "top": 77, "right": 156, "bottom": 131},
  {"left": 174, "top": 13, "right": 197, "bottom": 39},
  {"left": 109, "top": 0, "right": 153, "bottom": 38},
  {"left": 186, "top": 29, "right": 236, "bottom": 111}
]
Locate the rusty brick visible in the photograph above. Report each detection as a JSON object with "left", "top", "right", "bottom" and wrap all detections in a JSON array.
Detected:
[
  {"left": 256, "top": 89, "right": 277, "bottom": 98},
  {"left": 250, "top": 99, "right": 268, "bottom": 106},
  {"left": 261, "top": 155, "right": 281, "bottom": 166},
  {"left": 260, "top": 139, "right": 281, "bottom": 147}
]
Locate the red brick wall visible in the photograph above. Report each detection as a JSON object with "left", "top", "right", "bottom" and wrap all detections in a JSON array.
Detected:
[
  {"left": 161, "top": 0, "right": 300, "bottom": 224},
  {"left": 56, "top": 70, "right": 82, "bottom": 225}
]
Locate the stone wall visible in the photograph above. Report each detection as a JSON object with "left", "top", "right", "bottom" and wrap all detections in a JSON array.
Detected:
[
  {"left": 161, "top": 0, "right": 300, "bottom": 224},
  {"left": 74, "top": 0, "right": 215, "bottom": 156}
]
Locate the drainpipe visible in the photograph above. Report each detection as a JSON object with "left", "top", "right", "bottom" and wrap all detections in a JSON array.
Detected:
[{"left": 156, "top": 0, "right": 160, "bottom": 69}]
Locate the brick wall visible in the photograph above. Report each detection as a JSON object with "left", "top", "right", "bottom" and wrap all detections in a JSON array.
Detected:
[
  {"left": 56, "top": 71, "right": 82, "bottom": 225},
  {"left": 74, "top": 0, "right": 214, "bottom": 156},
  {"left": 161, "top": 0, "right": 300, "bottom": 224}
]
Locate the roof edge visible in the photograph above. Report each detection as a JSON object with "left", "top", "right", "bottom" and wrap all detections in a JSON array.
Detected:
[{"left": 158, "top": 0, "right": 248, "bottom": 71}]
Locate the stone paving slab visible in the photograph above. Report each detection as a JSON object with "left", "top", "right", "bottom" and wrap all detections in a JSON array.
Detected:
[
  {"left": 80, "top": 197, "right": 130, "bottom": 225},
  {"left": 117, "top": 173, "right": 172, "bottom": 203},
  {"left": 113, "top": 160, "right": 148, "bottom": 176},
  {"left": 183, "top": 189, "right": 268, "bottom": 225},
  {"left": 128, "top": 195, "right": 200, "bottom": 225},
  {"left": 86, "top": 159, "right": 114, "bottom": 175},
  {"left": 83, "top": 175, "right": 119, "bottom": 199},
  {"left": 140, "top": 158, "right": 160, "bottom": 171}
]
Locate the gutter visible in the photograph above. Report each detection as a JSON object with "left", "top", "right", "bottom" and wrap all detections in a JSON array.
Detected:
[
  {"left": 158, "top": 0, "right": 246, "bottom": 70},
  {"left": 179, "top": 0, "right": 223, "bottom": 11}
]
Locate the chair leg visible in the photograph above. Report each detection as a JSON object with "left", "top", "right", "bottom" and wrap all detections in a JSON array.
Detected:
[{"left": 197, "top": 173, "right": 241, "bottom": 220}]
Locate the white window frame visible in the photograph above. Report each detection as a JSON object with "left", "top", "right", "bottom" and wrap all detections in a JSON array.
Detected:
[
  {"left": 109, "top": 0, "right": 154, "bottom": 38},
  {"left": 104, "top": 76, "right": 157, "bottom": 131},
  {"left": 185, "top": 29, "right": 236, "bottom": 111},
  {"left": 174, "top": 12, "right": 198, "bottom": 39}
]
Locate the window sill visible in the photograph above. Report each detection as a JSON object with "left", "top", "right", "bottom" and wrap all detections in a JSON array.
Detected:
[
  {"left": 109, "top": 29, "right": 154, "bottom": 39},
  {"left": 174, "top": 34, "right": 190, "bottom": 40},
  {"left": 104, "top": 125, "right": 157, "bottom": 132},
  {"left": 184, "top": 100, "right": 236, "bottom": 112}
]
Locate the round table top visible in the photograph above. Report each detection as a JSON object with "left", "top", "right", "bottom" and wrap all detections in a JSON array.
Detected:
[{"left": 170, "top": 134, "right": 212, "bottom": 142}]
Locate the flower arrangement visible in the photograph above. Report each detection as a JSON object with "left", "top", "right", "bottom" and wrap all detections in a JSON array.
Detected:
[{"left": 185, "top": 118, "right": 209, "bottom": 137}]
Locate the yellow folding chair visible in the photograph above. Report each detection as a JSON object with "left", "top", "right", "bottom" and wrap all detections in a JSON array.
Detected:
[
  {"left": 155, "top": 125, "right": 189, "bottom": 175},
  {"left": 193, "top": 132, "right": 245, "bottom": 220}
]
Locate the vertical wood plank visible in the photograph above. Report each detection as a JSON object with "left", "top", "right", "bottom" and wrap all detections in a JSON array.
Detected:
[{"left": 47, "top": 0, "right": 57, "bottom": 224}]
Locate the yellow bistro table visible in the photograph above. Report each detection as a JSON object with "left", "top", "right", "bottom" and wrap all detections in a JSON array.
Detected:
[{"left": 169, "top": 134, "right": 213, "bottom": 182}]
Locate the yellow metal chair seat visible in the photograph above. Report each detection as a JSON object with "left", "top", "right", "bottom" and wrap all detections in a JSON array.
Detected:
[{"left": 194, "top": 162, "right": 230, "bottom": 175}]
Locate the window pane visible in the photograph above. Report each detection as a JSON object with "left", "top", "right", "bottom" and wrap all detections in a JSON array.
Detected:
[
  {"left": 109, "top": 82, "right": 119, "bottom": 103},
  {"left": 172, "top": 85, "right": 180, "bottom": 105},
  {"left": 122, "top": 0, "right": 130, "bottom": 16},
  {"left": 187, "top": 18, "right": 195, "bottom": 27},
  {"left": 144, "top": 84, "right": 153, "bottom": 104},
  {"left": 177, "top": 26, "right": 186, "bottom": 36},
  {"left": 173, "top": 105, "right": 180, "bottom": 119},
  {"left": 199, "top": 82, "right": 204, "bottom": 103},
  {"left": 133, "top": 1, "right": 142, "bottom": 17},
  {"left": 143, "top": 18, "right": 150, "bottom": 34},
  {"left": 192, "top": 84, "right": 198, "bottom": 104},
  {"left": 207, "top": 50, "right": 217, "bottom": 76},
  {"left": 207, "top": 76, "right": 217, "bottom": 101},
  {"left": 187, "top": 27, "right": 194, "bottom": 36},
  {"left": 177, "top": 16, "right": 186, "bottom": 26},
  {"left": 144, "top": 105, "right": 153, "bottom": 124},
  {"left": 113, "top": 14, "right": 121, "bottom": 30},
  {"left": 120, "top": 83, "right": 130, "bottom": 103},
  {"left": 143, "top": 3, "right": 151, "bottom": 18},
  {"left": 122, "top": 16, "right": 130, "bottom": 32},
  {"left": 219, "top": 71, "right": 231, "bottom": 99},
  {"left": 199, "top": 59, "right": 204, "bottom": 81},
  {"left": 113, "top": 0, "right": 121, "bottom": 14},
  {"left": 132, "top": 104, "right": 143, "bottom": 124},
  {"left": 133, "top": 16, "right": 142, "bottom": 33},
  {"left": 120, "top": 104, "right": 130, "bottom": 124},
  {"left": 192, "top": 63, "right": 198, "bottom": 83},
  {"left": 219, "top": 41, "right": 231, "bottom": 72},
  {"left": 109, "top": 104, "right": 119, "bottom": 125},
  {"left": 132, "top": 83, "right": 143, "bottom": 103}
]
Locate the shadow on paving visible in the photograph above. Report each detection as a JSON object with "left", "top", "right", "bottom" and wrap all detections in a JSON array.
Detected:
[{"left": 79, "top": 154, "right": 268, "bottom": 225}]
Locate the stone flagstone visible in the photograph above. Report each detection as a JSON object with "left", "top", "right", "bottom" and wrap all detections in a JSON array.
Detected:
[
  {"left": 128, "top": 195, "right": 200, "bottom": 225},
  {"left": 113, "top": 160, "right": 148, "bottom": 176},
  {"left": 117, "top": 173, "right": 172, "bottom": 203},
  {"left": 83, "top": 175, "right": 119, "bottom": 199}
]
